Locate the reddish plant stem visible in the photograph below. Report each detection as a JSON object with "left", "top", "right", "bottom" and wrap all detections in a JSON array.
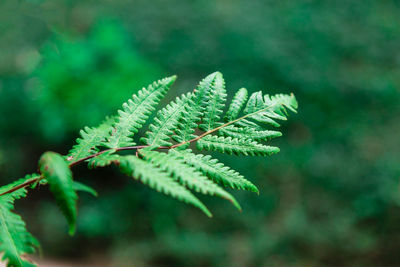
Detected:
[
  {"left": 0, "top": 178, "right": 40, "bottom": 197},
  {"left": 0, "top": 103, "right": 279, "bottom": 197}
]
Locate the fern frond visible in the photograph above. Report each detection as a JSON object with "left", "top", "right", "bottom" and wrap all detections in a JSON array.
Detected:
[
  {"left": 39, "top": 152, "right": 77, "bottom": 235},
  {"left": 0, "top": 176, "right": 39, "bottom": 267},
  {"left": 0, "top": 72, "right": 299, "bottom": 264},
  {"left": 197, "top": 135, "right": 279, "bottom": 156},
  {"left": 224, "top": 87, "right": 248, "bottom": 121},
  {"left": 264, "top": 93, "right": 298, "bottom": 114},
  {"left": 244, "top": 91, "right": 298, "bottom": 127},
  {"left": 67, "top": 121, "right": 112, "bottom": 163},
  {"left": 119, "top": 155, "right": 212, "bottom": 217},
  {"left": 199, "top": 72, "right": 227, "bottom": 131},
  {"left": 233, "top": 118, "right": 263, "bottom": 130},
  {"left": 106, "top": 76, "right": 176, "bottom": 148},
  {"left": 194, "top": 72, "right": 219, "bottom": 109},
  {"left": 219, "top": 125, "right": 282, "bottom": 141},
  {"left": 170, "top": 149, "right": 258, "bottom": 193},
  {"left": 140, "top": 150, "right": 241, "bottom": 210},
  {"left": 141, "top": 93, "right": 193, "bottom": 147},
  {"left": 173, "top": 72, "right": 219, "bottom": 145}
]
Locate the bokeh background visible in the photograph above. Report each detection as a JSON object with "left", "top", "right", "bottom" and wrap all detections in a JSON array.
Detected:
[{"left": 1, "top": 0, "right": 400, "bottom": 266}]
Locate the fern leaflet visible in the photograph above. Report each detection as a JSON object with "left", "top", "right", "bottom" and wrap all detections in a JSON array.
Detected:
[
  {"left": 106, "top": 76, "right": 176, "bottom": 148},
  {"left": 39, "top": 152, "right": 77, "bottom": 235},
  {"left": 119, "top": 155, "right": 212, "bottom": 217}
]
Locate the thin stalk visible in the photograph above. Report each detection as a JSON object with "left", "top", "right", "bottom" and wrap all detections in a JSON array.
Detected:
[{"left": 0, "top": 177, "right": 42, "bottom": 197}]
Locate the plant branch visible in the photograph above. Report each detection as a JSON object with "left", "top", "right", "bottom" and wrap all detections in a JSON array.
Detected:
[
  {"left": 0, "top": 177, "right": 42, "bottom": 197},
  {"left": 0, "top": 103, "right": 281, "bottom": 198}
]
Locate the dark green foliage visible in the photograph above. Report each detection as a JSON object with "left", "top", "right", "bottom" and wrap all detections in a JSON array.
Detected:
[
  {"left": 0, "top": 73, "right": 297, "bottom": 266},
  {"left": 28, "top": 21, "right": 163, "bottom": 142}
]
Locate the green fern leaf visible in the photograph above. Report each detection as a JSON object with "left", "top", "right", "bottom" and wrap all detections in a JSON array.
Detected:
[
  {"left": 224, "top": 87, "right": 248, "bottom": 121},
  {"left": 244, "top": 92, "right": 298, "bottom": 127},
  {"left": 67, "top": 122, "right": 112, "bottom": 163},
  {"left": 119, "top": 155, "right": 212, "bottom": 217},
  {"left": 141, "top": 93, "right": 193, "bottom": 147},
  {"left": 106, "top": 76, "right": 176, "bottom": 148},
  {"left": 219, "top": 125, "right": 282, "bottom": 141},
  {"left": 87, "top": 150, "right": 120, "bottom": 169},
  {"left": 0, "top": 72, "right": 299, "bottom": 264},
  {"left": 39, "top": 152, "right": 77, "bottom": 235},
  {"left": 0, "top": 174, "right": 41, "bottom": 198},
  {"left": 0, "top": 176, "right": 39, "bottom": 267},
  {"left": 141, "top": 150, "right": 241, "bottom": 210},
  {"left": 199, "top": 72, "right": 227, "bottom": 131},
  {"left": 170, "top": 149, "right": 258, "bottom": 193},
  {"left": 72, "top": 181, "right": 98, "bottom": 197},
  {"left": 194, "top": 72, "right": 219, "bottom": 109},
  {"left": 173, "top": 72, "right": 219, "bottom": 146},
  {"left": 233, "top": 118, "right": 263, "bottom": 130},
  {"left": 197, "top": 135, "right": 279, "bottom": 156},
  {"left": 264, "top": 93, "right": 298, "bottom": 114}
]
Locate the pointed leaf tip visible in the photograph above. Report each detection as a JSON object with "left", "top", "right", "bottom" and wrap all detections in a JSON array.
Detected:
[{"left": 39, "top": 151, "right": 77, "bottom": 236}]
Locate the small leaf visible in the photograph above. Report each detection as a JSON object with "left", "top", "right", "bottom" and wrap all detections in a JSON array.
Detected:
[
  {"left": 72, "top": 181, "right": 98, "bottom": 197},
  {"left": 197, "top": 135, "right": 280, "bottom": 156},
  {"left": 106, "top": 76, "right": 176, "bottom": 148},
  {"left": 224, "top": 87, "right": 248, "bottom": 121},
  {"left": 200, "top": 72, "right": 227, "bottom": 131},
  {"left": 39, "top": 152, "right": 77, "bottom": 235}
]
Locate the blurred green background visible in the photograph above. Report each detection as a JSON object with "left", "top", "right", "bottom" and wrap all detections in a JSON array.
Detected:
[{"left": 1, "top": 0, "right": 400, "bottom": 266}]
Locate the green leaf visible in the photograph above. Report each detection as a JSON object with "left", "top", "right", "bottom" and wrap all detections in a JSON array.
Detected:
[
  {"left": 171, "top": 149, "right": 258, "bottom": 193},
  {"left": 87, "top": 150, "right": 120, "bottom": 169},
  {"left": 119, "top": 155, "right": 212, "bottom": 217},
  {"left": 106, "top": 76, "right": 176, "bottom": 148},
  {"left": 72, "top": 181, "right": 98, "bottom": 197},
  {"left": 141, "top": 93, "right": 193, "bottom": 147},
  {"left": 0, "top": 176, "right": 39, "bottom": 267},
  {"left": 197, "top": 135, "right": 280, "bottom": 156},
  {"left": 244, "top": 92, "right": 298, "bottom": 127},
  {"left": 200, "top": 72, "right": 227, "bottom": 131},
  {"left": 39, "top": 152, "right": 77, "bottom": 235},
  {"left": 219, "top": 125, "right": 282, "bottom": 141},
  {"left": 141, "top": 150, "right": 241, "bottom": 210},
  {"left": 224, "top": 87, "right": 248, "bottom": 121},
  {"left": 67, "top": 120, "right": 112, "bottom": 163},
  {"left": 173, "top": 72, "right": 219, "bottom": 146}
]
